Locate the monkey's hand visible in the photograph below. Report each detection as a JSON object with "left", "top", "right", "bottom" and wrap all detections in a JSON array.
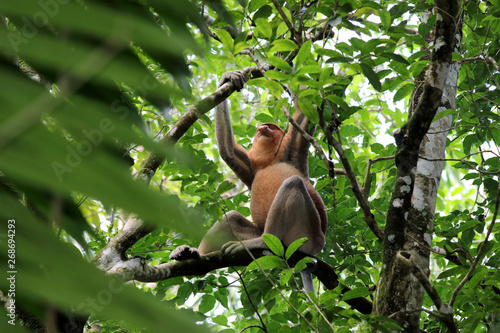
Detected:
[
  {"left": 221, "top": 237, "right": 267, "bottom": 256},
  {"left": 218, "top": 70, "right": 246, "bottom": 91},
  {"left": 169, "top": 245, "right": 200, "bottom": 261}
]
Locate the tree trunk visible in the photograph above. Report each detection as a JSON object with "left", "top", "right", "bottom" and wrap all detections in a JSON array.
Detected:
[{"left": 374, "top": 0, "right": 462, "bottom": 331}]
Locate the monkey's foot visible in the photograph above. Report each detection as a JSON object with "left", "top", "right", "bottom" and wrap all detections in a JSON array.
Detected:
[
  {"left": 169, "top": 245, "right": 200, "bottom": 261},
  {"left": 221, "top": 238, "right": 267, "bottom": 256}
]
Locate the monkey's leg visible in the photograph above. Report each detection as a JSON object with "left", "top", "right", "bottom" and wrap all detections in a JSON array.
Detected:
[
  {"left": 199, "top": 210, "right": 262, "bottom": 255},
  {"left": 223, "top": 175, "right": 324, "bottom": 256},
  {"left": 267, "top": 175, "right": 324, "bottom": 255},
  {"left": 264, "top": 175, "right": 325, "bottom": 293},
  {"left": 171, "top": 211, "right": 261, "bottom": 261}
]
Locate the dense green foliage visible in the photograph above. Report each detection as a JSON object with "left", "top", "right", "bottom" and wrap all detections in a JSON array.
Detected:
[{"left": 0, "top": 0, "right": 499, "bottom": 332}]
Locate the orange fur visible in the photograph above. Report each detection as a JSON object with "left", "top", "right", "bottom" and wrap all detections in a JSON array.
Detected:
[
  {"left": 250, "top": 163, "right": 310, "bottom": 228},
  {"left": 247, "top": 123, "right": 323, "bottom": 234},
  {"left": 248, "top": 123, "right": 288, "bottom": 170},
  {"left": 172, "top": 71, "right": 327, "bottom": 265}
]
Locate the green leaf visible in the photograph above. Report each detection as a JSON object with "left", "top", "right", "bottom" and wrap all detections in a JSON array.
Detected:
[
  {"left": 325, "top": 56, "right": 354, "bottom": 63},
  {"left": 234, "top": 41, "right": 248, "bottom": 54},
  {"left": 265, "top": 69, "right": 290, "bottom": 81},
  {"left": 463, "top": 134, "right": 478, "bottom": 155},
  {"left": 437, "top": 267, "right": 467, "bottom": 279},
  {"left": 255, "top": 18, "right": 272, "bottom": 39},
  {"left": 247, "top": 255, "right": 286, "bottom": 270},
  {"left": 295, "top": 40, "right": 313, "bottom": 68},
  {"left": 360, "top": 63, "right": 382, "bottom": 92},
  {"left": 293, "top": 256, "right": 314, "bottom": 273},
  {"left": 217, "top": 180, "right": 236, "bottom": 194},
  {"left": 255, "top": 113, "right": 275, "bottom": 123},
  {"left": 380, "top": 52, "right": 410, "bottom": 65},
  {"left": 270, "top": 39, "right": 298, "bottom": 53},
  {"left": 248, "top": 0, "right": 267, "bottom": 13},
  {"left": 298, "top": 97, "right": 320, "bottom": 124},
  {"left": 285, "top": 237, "right": 308, "bottom": 259},
  {"left": 217, "top": 29, "right": 235, "bottom": 53},
  {"left": 378, "top": 9, "right": 392, "bottom": 30},
  {"left": 341, "top": 287, "right": 371, "bottom": 301},
  {"left": 268, "top": 56, "right": 292, "bottom": 72},
  {"left": 263, "top": 234, "right": 285, "bottom": 256},
  {"left": 326, "top": 94, "right": 350, "bottom": 111},
  {"left": 212, "top": 315, "right": 228, "bottom": 326},
  {"left": 276, "top": 21, "right": 289, "bottom": 36},
  {"left": 199, "top": 294, "right": 216, "bottom": 313},
  {"left": 280, "top": 270, "right": 293, "bottom": 285},
  {"left": 410, "top": 60, "right": 429, "bottom": 78},
  {"left": 433, "top": 108, "right": 455, "bottom": 122},
  {"left": 295, "top": 64, "right": 322, "bottom": 75},
  {"left": 393, "top": 84, "right": 414, "bottom": 102}
]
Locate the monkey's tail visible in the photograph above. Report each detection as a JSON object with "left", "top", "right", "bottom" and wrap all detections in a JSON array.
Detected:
[{"left": 301, "top": 271, "right": 314, "bottom": 293}]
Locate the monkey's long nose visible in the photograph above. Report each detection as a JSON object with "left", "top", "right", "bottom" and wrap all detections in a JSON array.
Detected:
[{"left": 256, "top": 124, "right": 273, "bottom": 138}]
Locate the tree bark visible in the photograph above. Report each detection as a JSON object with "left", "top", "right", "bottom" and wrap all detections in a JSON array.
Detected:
[{"left": 374, "top": 0, "right": 462, "bottom": 331}]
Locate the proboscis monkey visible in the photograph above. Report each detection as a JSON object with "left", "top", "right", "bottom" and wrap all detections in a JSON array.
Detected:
[{"left": 171, "top": 71, "right": 327, "bottom": 290}]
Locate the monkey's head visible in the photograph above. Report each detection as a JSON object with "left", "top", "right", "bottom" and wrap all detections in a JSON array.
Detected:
[
  {"left": 248, "top": 123, "right": 286, "bottom": 170},
  {"left": 253, "top": 123, "right": 283, "bottom": 143}
]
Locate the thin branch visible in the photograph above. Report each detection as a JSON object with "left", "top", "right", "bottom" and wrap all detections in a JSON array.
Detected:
[
  {"left": 234, "top": 269, "right": 268, "bottom": 332},
  {"left": 444, "top": 245, "right": 473, "bottom": 263},
  {"left": 271, "top": 0, "right": 302, "bottom": 45},
  {"left": 240, "top": 325, "right": 266, "bottom": 333},
  {"left": 325, "top": 132, "right": 385, "bottom": 241},
  {"left": 234, "top": 246, "right": 320, "bottom": 333},
  {"left": 449, "top": 181, "right": 500, "bottom": 307},
  {"left": 362, "top": 156, "right": 395, "bottom": 195},
  {"left": 309, "top": 21, "right": 335, "bottom": 43},
  {"left": 419, "top": 152, "right": 500, "bottom": 175},
  {"left": 406, "top": 234, "right": 462, "bottom": 266},
  {"left": 412, "top": 263, "right": 458, "bottom": 332},
  {"left": 282, "top": 261, "right": 337, "bottom": 333}
]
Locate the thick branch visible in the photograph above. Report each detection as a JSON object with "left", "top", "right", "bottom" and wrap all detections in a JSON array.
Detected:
[
  {"left": 140, "top": 65, "right": 264, "bottom": 181},
  {"left": 109, "top": 248, "right": 373, "bottom": 315}
]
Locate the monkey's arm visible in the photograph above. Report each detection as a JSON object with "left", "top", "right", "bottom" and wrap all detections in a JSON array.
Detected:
[
  {"left": 215, "top": 71, "right": 254, "bottom": 188},
  {"left": 282, "top": 103, "right": 315, "bottom": 177}
]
